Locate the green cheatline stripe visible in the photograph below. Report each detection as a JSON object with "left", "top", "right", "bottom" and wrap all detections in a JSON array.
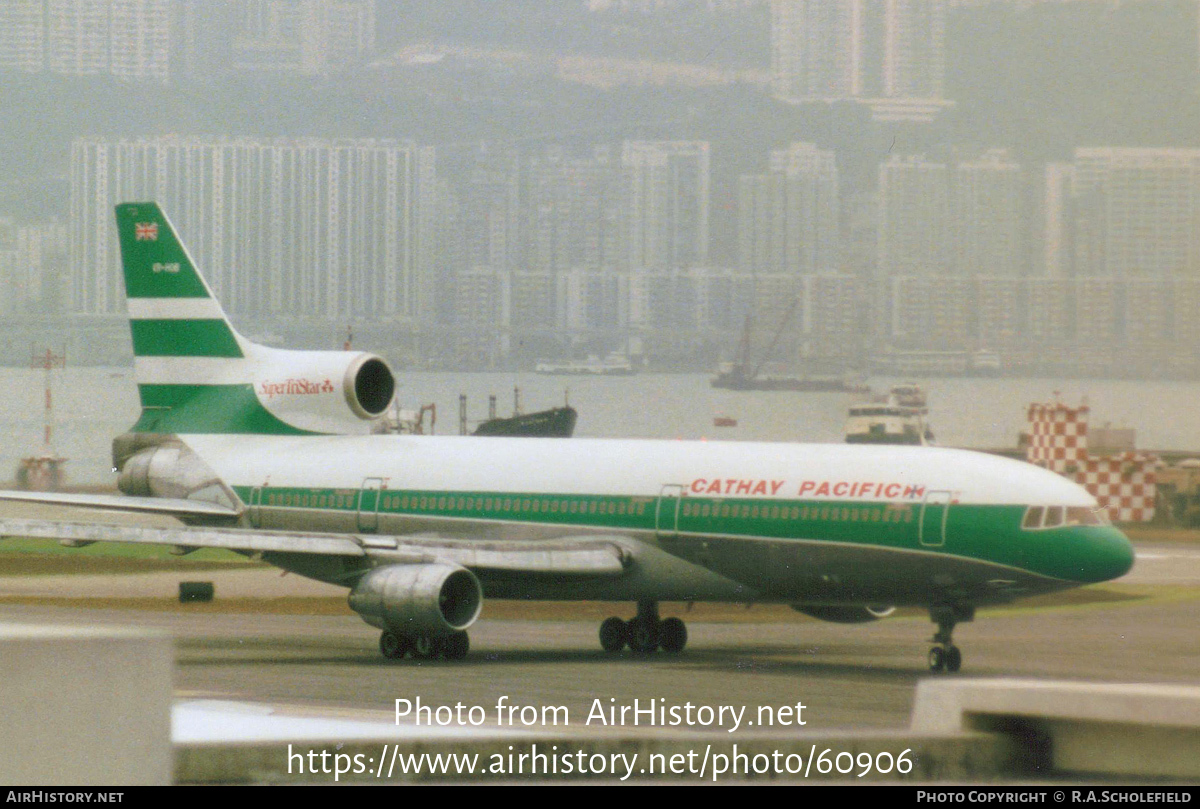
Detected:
[
  {"left": 226, "top": 484, "right": 1130, "bottom": 583},
  {"left": 130, "top": 319, "right": 243, "bottom": 358},
  {"left": 133, "top": 384, "right": 318, "bottom": 435}
]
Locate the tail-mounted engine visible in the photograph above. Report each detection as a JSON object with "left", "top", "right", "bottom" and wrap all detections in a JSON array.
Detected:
[
  {"left": 791, "top": 605, "right": 896, "bottom": 624},
  {"left": 249, "top": 348, "right": 396, "bottom": 434},
  {"left": 348, "top": 563, "right": 483, "bottom": 636}
]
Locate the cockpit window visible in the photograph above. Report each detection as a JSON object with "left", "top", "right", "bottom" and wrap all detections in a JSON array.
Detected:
[
  {"left": 1023, "top": 505, "right": 1109, "bottom": 529},
  {"left": 1066, "top": 506, "right": 1108, "bottom": 526}
]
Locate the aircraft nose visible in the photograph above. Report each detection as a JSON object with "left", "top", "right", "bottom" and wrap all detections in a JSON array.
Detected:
[{"left": 1077, "top": 526, "right": 1136, "bottom": 583}]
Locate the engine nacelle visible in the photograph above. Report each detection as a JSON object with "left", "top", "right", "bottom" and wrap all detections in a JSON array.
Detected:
[
  {"left": 249, "top": 348, "right": 396, "bottom": 433},
  {"left": 791, "top": 605, "right": 896, "bottom": 624},
  {"left": 349, "top": 564, "right": 483, "bottom": 636}
]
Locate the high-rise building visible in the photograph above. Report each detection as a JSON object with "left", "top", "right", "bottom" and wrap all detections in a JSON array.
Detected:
[
  {"left": 109, "top": 0, "right": 170, "bottom": 79},
  {"left": 1070, "top": 148, "right": 1200, "bottom": 278},
  {"left": 233, "top": 0, "right": 375, "bottom": 75},
  {"left": 70, "top": 135, "right": 422, "bottom": 322},
  {"left": 621, "top": 140, "right": 710, "bottom": 271},
  {"left": 524, "top": 145, "right": 624, "bottom": 276},
  {"left": 46, "top": 0, "right": 110, "bottom": 76},
  {"left": 738, "top": 141, "right": 839, "bottom": 276},
  {"left": 770, "top": 0, "right": 948, "bottom": 120},
  {"left": 0, "top": 1, "right": 46, "bottom": 73},
  {"left": 952, "top": 149, "right": 1025, "bottom": 276},
  {"left": 0, "top": 0, "right": 170, "bottom": 80},
  {"left": 877, "top": 154, "right": 950, "bottom": 278}
]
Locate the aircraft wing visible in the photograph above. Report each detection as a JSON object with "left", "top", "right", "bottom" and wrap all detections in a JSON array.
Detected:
[
  {"left": 0, "top": 514, "right": 630, "bottom": 577},
  {"left": 0, "top": 490, "right": 241, "bottom": 521}
]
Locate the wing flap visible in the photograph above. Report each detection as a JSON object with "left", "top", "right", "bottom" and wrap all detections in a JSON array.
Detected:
[{"left": 371, "top": 535, "right": 631, "bottom": 576}]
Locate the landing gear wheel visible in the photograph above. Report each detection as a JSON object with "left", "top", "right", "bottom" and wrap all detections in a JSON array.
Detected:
[
  {"left": 944, "top": 644, "right": 962, "bottom": 673},
  {"left": 659, "top": 617, "right": 688, "bottom": 653},
  {"left": 599, "top": 617, "right": 628, "bottom": 652},
  {"left": 928, "top": 646, "right": 945, "bottom": 672},
  {"left": 380, "top": 631, "right": 410, "bottom": 660},
  {"left": 442, "top": 631, "right": 470, "bottom": 660},
  {"left": 411, "top": 634, "right": 445, "bottom": 660},
  {"left": 627, "top": 615, "right": 661, "bottom": 654}
]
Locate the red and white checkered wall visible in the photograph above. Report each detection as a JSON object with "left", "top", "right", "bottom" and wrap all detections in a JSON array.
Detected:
[{"left": 1027, "top": 401, "right": 1155, "bottom": 522}]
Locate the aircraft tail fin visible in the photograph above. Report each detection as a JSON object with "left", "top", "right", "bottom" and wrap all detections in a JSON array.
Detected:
[
  {"left": 115, "top": 202, "right": 248, "bottom": 363},
  {"left": 114, "top": 202, "right": 394, "bottom": 437}
]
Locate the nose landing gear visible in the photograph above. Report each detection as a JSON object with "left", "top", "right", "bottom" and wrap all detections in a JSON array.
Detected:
[
  {"left": 598, "top": 601, "right": 688, "bottom": 655},
  {"left": 927, "top": 604, "right": 974, "bottom": 673}
]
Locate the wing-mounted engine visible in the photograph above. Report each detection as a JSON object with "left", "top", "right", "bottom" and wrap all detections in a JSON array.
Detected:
[
  {"left": 791, "top": 605, "right": 896, "bottom": 624},
  {"left": 348, "top": 563, "right": 483, "bottom": 636},
  {"left": 245, "top": 346, "right": 396, "bottom": 434}
]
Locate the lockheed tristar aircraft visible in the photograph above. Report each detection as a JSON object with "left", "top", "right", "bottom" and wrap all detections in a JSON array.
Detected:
[{"left": 0, "top": 203, "right": 1135, "bottom": 672}]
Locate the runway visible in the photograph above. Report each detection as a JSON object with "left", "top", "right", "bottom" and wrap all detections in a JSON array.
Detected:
[{"left": 1, "top": 542, "right": 1197, "bottom": 735}]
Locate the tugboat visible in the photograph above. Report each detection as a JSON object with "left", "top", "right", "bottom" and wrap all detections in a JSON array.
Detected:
[{"left": 844, "top": 384, "right": 934, "bottom": 446}]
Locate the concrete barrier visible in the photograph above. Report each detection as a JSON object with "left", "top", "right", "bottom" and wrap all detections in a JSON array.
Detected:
[
  {"left": 912, "top": 678, "right": 1200, "bottom": 779},
  {"left": 0, "top": 623, "right": 172, "bottom": 785}
]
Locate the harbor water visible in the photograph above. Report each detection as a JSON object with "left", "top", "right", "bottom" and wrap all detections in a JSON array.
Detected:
[{"left": 2, "top": 366, "right": 1200, "bottom": 486}]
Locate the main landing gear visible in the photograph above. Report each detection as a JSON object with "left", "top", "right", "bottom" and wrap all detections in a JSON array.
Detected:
[
  {"left": 599, "top": 601, "right": 687, "bottom": 655},
  {"left": 379, "top": 630, "right": 470, "bottom": 661},
  {"left": 927, "top": 604, "right": 974, "bottom": 673}
]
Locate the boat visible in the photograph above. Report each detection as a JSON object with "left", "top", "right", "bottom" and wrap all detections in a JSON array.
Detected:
[
  {"left": 844, "top": 384, "right": 934, "bottom": 446},
  {"left": 472, "top": 406, "right": 577, "bottom": 438},
  {"left": 968, "top": 349, "right": 1002, "bottom": 376},
  {"left": 535, "top": 352, "right": 635, "bottom": 376},
  {"left": 712, "top": 309, "right": 868, "bottom": 392},
  {"left": 711, "top": 364, "right": 870, "bottom": 393},
  {"left": 376, "top": 399, "right": 577, "bottom": 438},
  {"left": 712, "top": 415, "right": 738, "bottom": 428}
]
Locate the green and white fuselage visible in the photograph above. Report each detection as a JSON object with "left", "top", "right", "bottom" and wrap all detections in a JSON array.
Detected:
[{"left": 188, "top": 432, "right": 1134, "bottom": 605}]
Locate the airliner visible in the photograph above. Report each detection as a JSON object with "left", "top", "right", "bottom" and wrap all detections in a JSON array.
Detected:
[{"left": 0, "top": 203, "right": 1135, "bottom": 673}]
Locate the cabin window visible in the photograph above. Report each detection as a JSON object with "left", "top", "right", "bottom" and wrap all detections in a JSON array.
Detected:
[
  {"left": 1044, "top": 506, "right": 1064, "bottom": 528},
  {"left": 1022, "top": 506, "right": 1044, "bottom": 529}
]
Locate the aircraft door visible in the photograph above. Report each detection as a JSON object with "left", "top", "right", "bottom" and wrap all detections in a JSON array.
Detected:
[
  {"left": 656, "top": 484, "right": 686, "bottom": 539},
  {"left": 919, "top": 490, "right": 953, "bottom": 547},
  {"left": 357, "top": 477, "right": 385, "bottom": 533}
]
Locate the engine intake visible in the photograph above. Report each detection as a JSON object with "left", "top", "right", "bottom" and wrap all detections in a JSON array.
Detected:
[
  {"left": 349, "top": 563, "right": 482, "bottom": 635},
  {"left": 350, "top": 355, "right": 395, "bottom": 418},
  {"left": 791, "top": 605, "right": 896, "bottom": 624}
]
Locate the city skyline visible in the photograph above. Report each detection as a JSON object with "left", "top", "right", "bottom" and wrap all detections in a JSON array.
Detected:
[{"left": 1, "top": 0, "right": 1198, "bottom": 373}]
